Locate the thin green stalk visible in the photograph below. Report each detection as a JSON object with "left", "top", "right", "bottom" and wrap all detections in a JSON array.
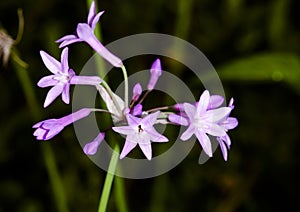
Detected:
[
  {"left": 98, "top": 143, "right": 120, "bottom": 212},
  {"left": 114, "top": 176, "right": 128, "bottom": 212},
  {"left": 12, "top": 56, "right": 69, "bottom": 212},
  {"left": 121, "top": 66, "right": 129, "bottom": 107}
]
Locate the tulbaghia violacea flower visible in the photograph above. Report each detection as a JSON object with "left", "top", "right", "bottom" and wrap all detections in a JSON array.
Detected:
[
  {"left": 112, "top": 111, "right": 168, "bottom": 160},
  {"left": 39, "top": 47, "right": 102, "bottom": 107},
  {"left": 179, "top": 90, "right": 231, "bottom": 157},
  {"left": 33, "top": 108, "right": 91, "bottom": 140},
  {"left": 216, "top": 98, "right": 238, "bottom": 161},
  {"left": 83, "top": 132, "right": 105, "bottom": 155},
  {"left": 147, "top": 59, "right": 162, "bottom": 91},
  {"left": 56, "top": 1, "right": 123, "bottom": 68}
]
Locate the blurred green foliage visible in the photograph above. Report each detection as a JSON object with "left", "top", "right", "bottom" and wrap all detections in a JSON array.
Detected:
[{"left": 1, "top": 0, "right": 300, "bottom": 211}]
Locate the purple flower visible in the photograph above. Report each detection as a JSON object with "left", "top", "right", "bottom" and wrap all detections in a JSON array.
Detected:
[
  {"left": 83, "top": 132, "right": 105, "bottom": 155},
  {"left": 33, "top": 108, "right": 91, "bottom": 140},
  {"left": 132, "top": 83, "right": 142, "bottom": 102},
  {"left": 112, "top": 111, "right": 168, "bottom": 160},
  {"left": 147, "top": 59, "right": 162, "bottom": 90},
  {"left": 180, "top": 90, "right": 231, "bottom": 157},
  {"left": 39, "top": 48, "right": 102, "bottom": 107},
  {"left": 56, "top": 1, "right": 123, "bottom": 68}
]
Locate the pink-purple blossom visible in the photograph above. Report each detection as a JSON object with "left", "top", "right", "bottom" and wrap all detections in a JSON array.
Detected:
[
  {"left": 33, "top": 108, "right": 91, "bottom": 140},
  {"left": 56, "top": 1, "right": 123, "bottom": 68},
  {"left": 112, "top": 111, "right": 168, "bottom": 160},
  {"left": 83, "top": 132, "right": 105, "bottom": 155},
  {"left": 147, "top": 59, "right": 162, "bottom": 90},
  {"left": 39, "top": 48, "right": 102, "bottom": 107}
]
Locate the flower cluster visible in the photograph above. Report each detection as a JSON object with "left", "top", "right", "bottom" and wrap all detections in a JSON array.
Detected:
[{"left": 33, "top": 1, "right": 238, "bottom": 161}]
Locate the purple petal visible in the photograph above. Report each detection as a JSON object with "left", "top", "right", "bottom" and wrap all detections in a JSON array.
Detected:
[
  {"left": 139, "top": 143, "right": 152, "bottom": 160},
  {"left": 112, "top": 126, "right": 134, "bottom": 135},
  {"left": 146, "top": 128, "right": 168, "bottom": 142},
  {"left": 147, "top": 59, "right": 162, "bottom": 90},
  {"left": 58, "top": 38, "right": 82, "bottom": 48},
  {"left": 69, "top": 75, "right": 102, "bottom": 85},
  {"left": 217, "top": 138, "right": 228, "bottom": 161},
  {"left": 202, "top": 107, "right": 232, "bottom": 123},
  {"left": 194, "top": 130, "right": 212, "bottom": 157},
  {"left": 61, "top": 84, "right": 70, "bottom": 104},
  {"left": 120, "top": 140, "right": 137, "bottom": 159},
  {"left": 204, "top": 123, "right": 226, "bottom": 137},
  {"left": 87, "top": 1, "right": 96, "bottom": 25},
  {"left": 196, "top": 90, "right": 210, "bottom": 115},
  {"left": 208, "top": 95, "right": 224, "bottom": 109},
  {"left": 221, "top": 117, "right": 238, "bottom": 130},
  {"left": 180, "top": 125, "right": 195, "bottom": 141},
  {"left": 126, "top": 114, "right": 141, "bottom": 127},
  {"left": 132, "top": 83, "right": 142, "bottom": 102},
  {"left": 45, "top": 125, "right": 65, "bottom": 140},
  {"left": 56, "top": 34, "right": 77, "bottom": 43},
  {"left": 183, "top": 103, "right": 196, "bottom": 121},
  {"left": 40, "top": 51, "right": 61, "bottom": 74},
  {"left": 91, "top": 11, "right": 104, "bottom": 31},
  {"left": 132, "top": 104, "right": 142, "bottom": 116},
  {"left": 37, "top": 75, "right": 57, "bottom": 88},
  {"left": 43, "top": 84, "right": 64, "bottom": 107},
  {"left": 168, "top": 114, "right": 188, "bottom": 126},
  {"left": 141, "top": 111, "right": 160, "bottom": 126},
  {"left": 83, "top": 132, "right": 105, "bottom": 155},
  {"left": 60, "top": 48, "right": 69, "bottom": 73}
]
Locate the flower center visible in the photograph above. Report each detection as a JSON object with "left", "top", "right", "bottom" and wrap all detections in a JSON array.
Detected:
[
  {"left": 138, "top": 125, "right": 143, "bottom": 133},
  {"left": 53, "top": 72, "right": 70, "bottom": 83}
]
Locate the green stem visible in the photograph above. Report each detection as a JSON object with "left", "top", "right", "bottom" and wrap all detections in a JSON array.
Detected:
[
  {"left": 114, "top": 176, "right": 128, "bottom": 212},
  {"left": 12, "top": 56, "right": 69, "bottom": 212},
  {"left": 98, "top": 143, "right": 120, "bottom": 212},
  {"left": 121, "top": 66, "right": 129, "bottom": 107}
]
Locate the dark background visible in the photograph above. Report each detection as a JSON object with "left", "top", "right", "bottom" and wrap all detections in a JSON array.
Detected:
[{"left": 1, "top": 0, "right": 300, "bottom": 211}]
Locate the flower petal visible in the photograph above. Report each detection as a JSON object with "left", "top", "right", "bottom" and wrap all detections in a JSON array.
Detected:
[
  {"left": 120, "top": 140, "right": 137, "bottom": 159},
  {"left": 43, "top": 84, "right": 64, "bottom": 107},
  {"left": 183, "top": 103, "right": 196, "bottom": 121},
  {"left": 141, "top": 111, "right": 160, "bottom": 126},
  {"left": 87, "top": 1, "right": 96, "bottom": 25},
  {"left": 83, "top": 132, "right": 105, "bottom": 155},
  {"left": 168, "top": 114, "right": 188, "bottom": 126},
  {"left": 139, "top": 143, "right": 152, "bottom": 160},
  {"left": 202, "top": 107, "right": 232, "bottom": 123},
  {"left": 112, "top": 126, "right": 134, "bottom": 136},
  {"left": 91, "top": 11, "right": 104, "bottom": 31},
  {"left": 204, "top": 123, "right": 226, "bottom": 137},
  {"left": 60, "top": 48, "right": 69, "bottom": 73},
  {"left": 146, "top": 127, "right": 168, "bottom": 142},
  {"left": 222, "top": 117, "right": 238, "bottom": 130},
  {"left": 37, "top": 75, "right": 57, "bottom": 88},
  {"left": 195, "top": 130, "right": 212, "bottom": 157},
  {"left": 61, "top": 84, "right": 70, "bottom": 104},
  {"left": 217, "top": 137, "right": 228, "bottom": 161},
  {"left": 180, "top": 125, "right": 195, "bottom": 141},
  {"left": 208, "top": 95, "right": 224, "bottom": 109},
  {"left": 196, "top": 90, "right": 210, "bottom": 115},
  {"left": 40, "top": 51, "right": 61, "bottom": 74}
]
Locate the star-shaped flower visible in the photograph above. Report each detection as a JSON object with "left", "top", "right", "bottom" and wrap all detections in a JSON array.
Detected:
[
  {"left": 56, "top": 1, "right": 123, "bottom": 68},
  {"left": 38, "top": 47, "right": 102, "bottom": 107},
  {"left": 112, "top": 111, "right": 168, "bottom": 160},
  {"left": 180, "top": 90, "right": 231, "bottom": 157}
]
